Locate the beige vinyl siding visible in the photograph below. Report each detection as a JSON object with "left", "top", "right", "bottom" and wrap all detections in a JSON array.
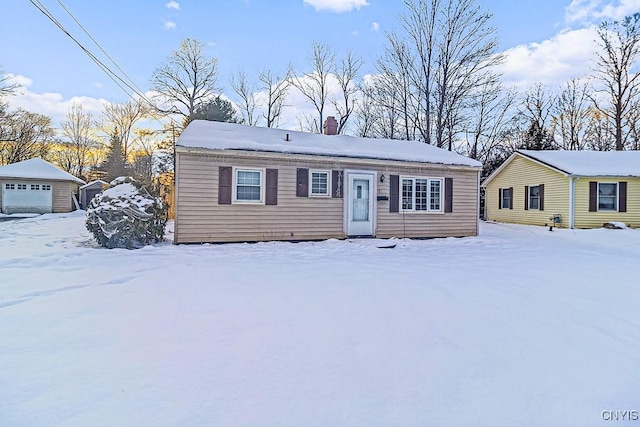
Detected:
[
  {"left": 174, "top": 150, "right": 479, "bottom": 243},
  {"left": 52, "top": 181, "right": 78, "bottom": 212},
  {"left": 375, "top": 167, "right": 478, "bottom": 238},
  {"left": 484, "top": 154, "right": 570, "bottom": 227},
  {"left": 0, "top": 179, "right": 77, "bottom": 213},
  {"left": 574, "top": 177, "right": 640, "bottom": 228}
]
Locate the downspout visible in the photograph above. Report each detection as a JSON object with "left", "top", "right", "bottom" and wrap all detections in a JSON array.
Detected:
[{"left": 569, "top": 175, "right": 575, "bottom": 229}]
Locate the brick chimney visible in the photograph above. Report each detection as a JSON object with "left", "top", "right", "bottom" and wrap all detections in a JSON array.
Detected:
[{"left": 323, "top": 116, "right": 338, "bottom": 135}]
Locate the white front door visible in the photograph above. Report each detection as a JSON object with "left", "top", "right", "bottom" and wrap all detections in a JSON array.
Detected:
[{"left": 347, "top": 173, "right": 375, "bottom": 236}]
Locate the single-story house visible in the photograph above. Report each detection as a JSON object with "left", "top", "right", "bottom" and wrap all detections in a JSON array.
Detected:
[
  {"left": 80, "top": 180, "right": 108, "bottom": 209},
  {"left": 482, "top": 149, "right": 640, "bottom": 229},
  {"left": 0, "top": 158, "right": 85, "bottom": 214},
  {"left": 173, "top": 119, "right": 482, "bottom": 244}
]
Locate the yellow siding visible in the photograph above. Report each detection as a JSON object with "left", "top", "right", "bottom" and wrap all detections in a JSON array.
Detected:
[
  {"left": 484, "top": 154, "right": 570, "bottom": 227},
  {"left": 574, "top": 177, "right": 640, "bottom": 228},
  {"left": 174, "top": 150, "right": 480, "bottom": 243}
]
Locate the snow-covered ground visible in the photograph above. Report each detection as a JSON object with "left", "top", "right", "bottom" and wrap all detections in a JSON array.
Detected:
[{"left": 1, "top": 212, "right": 639, "bottom": 426}]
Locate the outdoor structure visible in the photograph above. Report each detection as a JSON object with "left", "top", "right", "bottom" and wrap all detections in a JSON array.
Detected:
[
  {"left": 79, "top": 180, "right": 108, "bottom": 210},
  {"left": 173, "top": 119, "right": 482, "bottom": 244},
  {"left": 482, "top": 150, "right": 640, "bottom": 229},
  {"left": 0, "top": 158, "right": 85, "bottom": 214}
]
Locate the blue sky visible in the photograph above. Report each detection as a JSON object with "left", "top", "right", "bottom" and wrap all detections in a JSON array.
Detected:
[{"left": 1, "top": 0, "right": 638, "bottom": 125}]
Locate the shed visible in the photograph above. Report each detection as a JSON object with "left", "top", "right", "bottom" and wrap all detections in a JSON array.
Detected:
[
  {"left": 174, "top": 120, "right": 482, "bottom": 243},
  {"left": 0, "top": 158, "right": 85, "bottom": 214},
  {"left": 79, "top": 180, "right": 108, "bottom": 209},
  {"left": 482, "top": 150, "right": 640, "bottom": 228}
]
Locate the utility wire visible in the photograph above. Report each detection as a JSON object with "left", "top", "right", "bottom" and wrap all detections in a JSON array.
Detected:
[
  {"left": 29, "top": 0, "right": 181, "bottom": 124},
  {"left": 56, "top": 0, "right": 148, "bottom": 103}
]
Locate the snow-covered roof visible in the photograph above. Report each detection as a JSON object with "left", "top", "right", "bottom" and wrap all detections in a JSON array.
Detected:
[
  {"left": 0, "top": 158, "right": 85, "bottom": 184},
  {"left": 518, "top": 150, "right": 640, "bottom": 177},
  {"left": 176, "top": 120, "right": 482, "bottom": 168},
  {"left": 79, "top": 180, "right": 108, "bottom": 190}
]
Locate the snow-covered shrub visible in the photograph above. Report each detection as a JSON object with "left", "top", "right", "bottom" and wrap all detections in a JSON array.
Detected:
[{"left": 86, "top": 177, "right": 168, "bottom": 249}]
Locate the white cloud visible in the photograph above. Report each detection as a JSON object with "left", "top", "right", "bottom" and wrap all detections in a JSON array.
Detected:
[
  {"left": 3, "top": 80, "right": 108, "bottom": 126},
  {"left": 565, "top": 0, "right": 640, "bottom": 25},
  {"left": 303, "top": 0, "right": 369, "bottom": 13},
  {"left": 351, "top": 30, "right": 359, "bottom": 36},
  {"left": 162, "top": 20, "right": 176, "bottom": 30},
  {"left": 371, "top": 21, "right": 380, "bottom": 32},
  {"left": 4, "top": 73, "right": 33, "bottom": 89},
  {"left": 498, "top": 27, "right": 598, "bottom": 90},
  {"left": 165, "top": 1, "right": 180, "bottom": 10}
]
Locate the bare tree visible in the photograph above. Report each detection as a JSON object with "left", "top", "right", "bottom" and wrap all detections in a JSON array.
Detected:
[
  {"left": 593, "top": 13, "right": 640, "bottom": 150},
  {"left": 258, "top": 69, "right": 289, "bottom": 128},
  {"left": 0, "top": 68, "right": 20, "bottom": 97},
  {"left": 433, "top": 0, "right": 502, "bottom": 150},
  {"left": 552, "top": 78, "right": 591, "bottom": 150},
  {"left": 331, "top": 51, "right": 363, "bottom": 134},
  {"left": 584, "top": 107, "right": 615, "bottom": 150},
  {"left": 517, "top": 84, "right": 557, "bottom": 150},
  {"left": 230, "top": 70, "right": 259, "bottom": 126},
  {"left": 377, "top": 0, "right": 502, "bottom": 148},
  {"left": 150, "top": 38, "right": 218, "bottom": 122},
  {"left": 290, "top": 41, "right": 335, "bottom": 133},
  {"left": 0, "top": 110, "right": 54, "bottom": 165},
  {"left": 58, "top": 103, "right": 98, "bottom": 179},
  {"left": 401, "top": 0, "right": 439, "bottom": 144},
  {"left": 465, "top": 79, "right": 516, "bottom": 162},
  {"left": 101, "top": 100, "right": 148, "bottom": 162}
]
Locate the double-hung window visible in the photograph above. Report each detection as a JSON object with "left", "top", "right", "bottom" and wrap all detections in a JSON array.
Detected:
[
  {"left": 598, "top": 183, "right": 617, "bottom": 211},
  {"left": 401, "top": 177, "right": 442, "bottom": 212},
  {"left": 234, "top": 169, "right": 263, "bottom": 202},
  {"left": 500, "top": 188, "right": 511, "bottom": 209},
  {"left": 310, "top": 170, "right": 329, "bottom": 196},
  {"left": 528, "top": 185, "right": 541, "bottom": 210}
]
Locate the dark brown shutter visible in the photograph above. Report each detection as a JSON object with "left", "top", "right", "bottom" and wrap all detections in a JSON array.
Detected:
[
  {"left": 390, "top": 175, "right": 399, "bottom": 213},
  {"left": 218, "top": 166, "right": 232, "bottom": 205},
  {"left": 619, "top": 181, "right": 627, "bottom": 212},
  {"left": 524, "top": 186, "right": 529, "bottom": 210},
  {"left": 296, "top": 168, "right": 308, "bottom": 197},
  {"left": 509, "top": 187, "right": 514, "bottom": 209},
  {"left": 444, "top": 177, "right": 453, "bottom": 213},
  {"left": 331, "top": 170, "right": 343, "bottom": 198},
  {"left": 499, "top": 188, "right": 503, "bottom": 210},
  {"left": 265, "top": 169, "right": 278, "bottom": 205},
  {"left": 589, "top": 181, "right": 597, "bottom": 212},
  {"left": 539, "top": 184, "right": 544, "bottom": 211}
]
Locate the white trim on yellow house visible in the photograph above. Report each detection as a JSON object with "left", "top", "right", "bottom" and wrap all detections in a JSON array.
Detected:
[{"left": 483, "top": 150, "right": 640, "bottom": 229}]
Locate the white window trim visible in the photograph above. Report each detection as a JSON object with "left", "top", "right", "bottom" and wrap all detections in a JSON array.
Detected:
[
  {"left": 400, "top": 176, "right": 444, "bottom": 213},
  {"left": 597, "top": 182, "right": 618, "bottom": 212},
  {"left": 528, "top": 185, "right": 541, "bottom": 210},
  {"left": 232, "top": 167, "right": 265, "bottom": 204},
  {"left": 309, "top": 169, "right": 331, "bottom": 197}
]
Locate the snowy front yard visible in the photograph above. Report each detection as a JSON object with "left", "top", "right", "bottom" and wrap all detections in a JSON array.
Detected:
[{"left": 1, "top": 212, "right": 639, "bottom": 426}]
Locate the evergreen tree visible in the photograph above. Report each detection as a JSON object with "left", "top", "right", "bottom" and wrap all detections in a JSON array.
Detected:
[
  {"left": 521, "top": 120, "right": 556, "bottom": 150},
  {"left": 187, "top": 96, "right": 239, "bottom": 126},
  {"left": 103, "top": 130, "right": 126, "bottom": 181}
]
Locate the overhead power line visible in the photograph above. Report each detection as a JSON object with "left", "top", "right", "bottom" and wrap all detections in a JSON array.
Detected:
[{"left": 28, "top": 0, "right": 180, "bottom": 123}]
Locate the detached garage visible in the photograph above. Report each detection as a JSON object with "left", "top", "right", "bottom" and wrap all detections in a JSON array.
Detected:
[{"left": 0, "top": 158, "right": 85, "bottom": 214}]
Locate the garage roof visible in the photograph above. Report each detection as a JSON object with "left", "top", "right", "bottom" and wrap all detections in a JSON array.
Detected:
[{"left": 0, "top": 158, "right": 85, "bottom": 184}]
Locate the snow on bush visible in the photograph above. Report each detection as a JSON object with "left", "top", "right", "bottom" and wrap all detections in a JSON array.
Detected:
[{"left": 86, "top": 177, "right": 168, "bottom": 249}]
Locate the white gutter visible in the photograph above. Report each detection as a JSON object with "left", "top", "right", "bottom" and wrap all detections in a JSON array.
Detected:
[{"left": 569, "top": 176, "right": 576, "bottom": 229}]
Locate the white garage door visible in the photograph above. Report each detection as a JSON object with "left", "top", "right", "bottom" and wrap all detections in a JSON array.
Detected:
[{"left": 2, "top": 182, "right": 53, "bottom": 214}]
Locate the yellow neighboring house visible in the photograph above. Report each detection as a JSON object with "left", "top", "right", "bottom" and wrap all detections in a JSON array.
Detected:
[{"left": 482, "top": 150, "right": 640, "bottom": 229}]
